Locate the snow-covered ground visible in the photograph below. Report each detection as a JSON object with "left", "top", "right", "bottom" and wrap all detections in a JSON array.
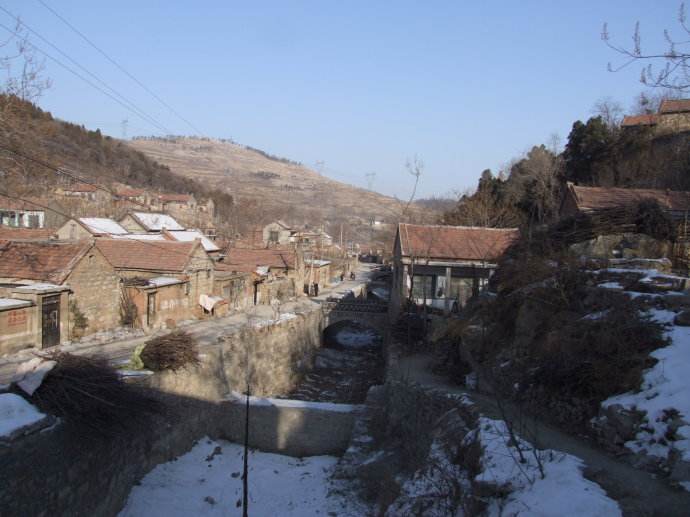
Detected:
[
  {"left": 0, "top": 393, "right": 46, "bottom": 438},
  {"left": 474, "top": 417, "right": 621, "bottom": 517},
  {"left": 119, "top": 438, "right": 356, "bottom": 517},
  {"left": 602, "top": 308, "right": 690, "bottom": 476}
]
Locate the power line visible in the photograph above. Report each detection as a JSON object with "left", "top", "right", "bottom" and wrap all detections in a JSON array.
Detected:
[
  {"left": 36, "top": 0, "right": 204, "bottom": 136},
  {"left": 0, "top": 21, "right": 171, "bottom": 135},
  {"left": 0, "top": 5, "right": 174, "bottom": 135}
]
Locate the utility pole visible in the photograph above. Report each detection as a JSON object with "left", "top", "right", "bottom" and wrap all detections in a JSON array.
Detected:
[
  {"left": 121, "top": 119, "right": 129, "bottom": 140},
  {"left": 365, "top": 172, "right": 376, "bottom": 191}
]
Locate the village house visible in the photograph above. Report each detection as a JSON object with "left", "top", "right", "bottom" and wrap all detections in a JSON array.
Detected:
[
  {"left": 119, "top": 211, "right": 185, "bottom": 233},
  {"left": 0, "top": 240, "right": 122, "bottom": 353},
  {"left": 0, "top": 199, "right": 46, "bottom": 228},
  {"left": 55, "top": 182, "right": 109, "bottom": 204},
  {"left": 262, "top": 220, "right": 296, "bottom": 246},
  {"left": 55, "top": 217, "right": 129, "bottom": 240},
  {"left": 213, "top": 264, "right": 253, "bottom": 312},
  {"left": 390, "top": 223, "right": 520, "bottom": 315},
  {"left": 95, "top": 239, "right": 217, "bottom": 329},
  {"left": 220, "top": 248, "right": 303, "bottom": 305},
  {"left": 621, "top": 99, "right": 690, "bottom": 135},
  {"left": 0, "top": 227, "right": 55, "bottom": 241},
  {"left": 304, "top": 258, "right": 331, "bottom": 291}
]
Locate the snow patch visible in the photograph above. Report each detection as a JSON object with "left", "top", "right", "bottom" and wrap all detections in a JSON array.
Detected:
[
  {"left": 0, "top": 393, "right": 46, "bottom": 438},
  {"left": 225, "top": 391, "right": 362, "bottom": 413}
]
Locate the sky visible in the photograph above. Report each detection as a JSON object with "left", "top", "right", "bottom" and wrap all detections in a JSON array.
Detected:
[{"left": 0, "top": 1, "right": 683, "bottom": 199}]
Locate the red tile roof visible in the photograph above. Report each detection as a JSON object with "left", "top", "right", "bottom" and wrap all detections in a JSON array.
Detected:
[
  {"left": 567, "top": 183, "right": 690, "bottom": 212},
  {"left": 0, "top": 198, "right": 47, "bottom": 211},
  {"left": 116, "top": 187, "right": 145, "bottom": 197},
  {"left": 157, "top": 194, "right": 192, "bottom": 203},
  {"left": 221, "top": 248, "right": 296, "bottom": 273},
  {"left": 659, "top": 99, "right": 690, "bottom": 114},
  {"left": 621, "top": 114, "right": 658, "bottom": 127},
  {"left": 398, "top": 223, "right": 519, "bottom": 262},
  {"left": 96, "top": 239, "right": 200, "bottom": 272},
  {"left": 0, "top": 240, "right": 92, "bottom": 283},
  {"left": 0, "top": 227, "right": 54, "bottom": 240}
]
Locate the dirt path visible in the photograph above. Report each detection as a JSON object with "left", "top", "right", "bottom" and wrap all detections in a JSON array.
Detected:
[{"left": 395, "top": 353, "right": 690, "bottom": 517}]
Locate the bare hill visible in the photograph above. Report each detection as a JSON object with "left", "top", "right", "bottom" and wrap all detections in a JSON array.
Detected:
[{"left": 130, "top": 136, "right": 423, "bottom": 226}]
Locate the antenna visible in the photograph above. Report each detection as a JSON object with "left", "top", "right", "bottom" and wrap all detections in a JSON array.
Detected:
[
  {"left": 121, "top": 118, "right": 129, "bottom": 140},
  {"left": 365, "top": 172, "right": 376, "bottom": 190}
]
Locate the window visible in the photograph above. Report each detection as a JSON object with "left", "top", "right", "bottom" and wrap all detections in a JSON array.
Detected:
[
  {"left": 269, "top": 230, "right": 280, "bottom": 242},
  {"left": 411, "top": 275, "right": 434, "bottom": 300},
  {"left": 28, "top": 214, "right": 40, "bottom": 228}
]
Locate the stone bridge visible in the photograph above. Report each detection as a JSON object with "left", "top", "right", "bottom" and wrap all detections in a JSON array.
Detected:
[{"left": 322, "top": 298, "right": 390, "bottom": 335}]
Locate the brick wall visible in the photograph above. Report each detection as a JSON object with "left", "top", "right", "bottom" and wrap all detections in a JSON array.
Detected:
[
  {"left": 65, "top": 249, "right": 122, "bottom": 335},
  {"left": 0, "top": 305, "right": 36, "bottom": 355}
]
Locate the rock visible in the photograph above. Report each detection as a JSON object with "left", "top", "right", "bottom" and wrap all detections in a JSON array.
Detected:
[
  {"left": 674, "top": 310, "right": 690, "bottom": 326},
  {"left": 595, "top": 404, "right": 645, "bottom": 445},
  {"left": 662, "top": 293, "right": 690, "bottom": 310},
  {"left": 570, "top": 233, "right": 671, "bottom": 260}
]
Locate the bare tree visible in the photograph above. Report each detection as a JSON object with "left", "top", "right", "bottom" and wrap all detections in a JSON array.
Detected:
[
  {"left": 603, "top": 3, "right": 690, "bottom": 91},
  {"left": 1, "top": 20, "right": 51, "bottom": 102},
  {"left": 592, "top": 97, "right": 625, "bottom": 128}
]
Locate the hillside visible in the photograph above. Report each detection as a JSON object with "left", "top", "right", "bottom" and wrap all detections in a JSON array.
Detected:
[{"left": 130, "top": 136, "right": 427, "bottom": 228}]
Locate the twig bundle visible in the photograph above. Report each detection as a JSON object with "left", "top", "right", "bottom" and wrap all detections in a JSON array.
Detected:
[
  {"left": 140, "top": 330, "right": 199, "bottom": 371},
  {"left": 29, "top": 352, "right": 161, "bottom": 434}
]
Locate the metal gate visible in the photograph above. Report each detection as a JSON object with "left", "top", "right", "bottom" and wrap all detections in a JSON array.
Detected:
[{"left": 41, "top": 295, "right": 60, "bottom": 348}]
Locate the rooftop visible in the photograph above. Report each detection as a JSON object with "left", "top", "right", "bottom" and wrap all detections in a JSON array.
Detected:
[
  {"left": 78, "top": 217, "right": 129, "bottom": 235},
  {"left": 397, "top": 223, "right": 519, "bottom": 262},
  {"left": 566, "top": 183, "right": 690, "bottom": 212},
  {"left": 96, "top": 239, "right": 199, "bottom": 272},
  {"left": 220, "top": 248, "right": 296, "bottom": 273},
  {"left": 129, "top": 212, "right": 184, "bottom": 231},
  {"left": 0, "top": 227, "right": 54, "bottom": 241},
  {"left": 0, "top": 241, "right": 92, "bottom": 283},
  {"left": 659, "top": 99, "right": 690, "bottom": 114},
  {"left": 164, "top": 229, "right": 220, "bottom": 252}
]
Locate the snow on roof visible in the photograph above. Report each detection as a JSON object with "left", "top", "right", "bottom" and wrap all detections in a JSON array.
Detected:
[
  {"left": 166, "top": 230, "right": 220, "bottom": 252},
  {"left": 305, "top": 259, "right": 331, "bottom": 267},
  {"left": 111, "top": 233, "right": 166, "bottom": 241},
  {"left": 0, "top": 298, "right": 32, "bottom": 310},
  {"left": 147, "top": 276, "right": 183, "bottom": 287},
  {"left": 13, "top": 283, "right": 65, "bottom": 292},
  {"left": 79, "top": 217, "right": 128, "bottom": 235},
  {"left": 0, "top": 393, "right": 46, "bottom": 438},
  {"left": 132, "top": 212, "right": 184, "bottom": 231}
]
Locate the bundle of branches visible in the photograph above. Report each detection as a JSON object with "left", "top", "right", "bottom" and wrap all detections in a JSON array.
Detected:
[
  {"left": 122, "top": 276, "right": 150, "bottom": 287},
  {"left": 29, "top": 352, "right": 161, "bottom": 435},
  {"left": 140, "top": 330, "right": 199, "bottom": 371}
]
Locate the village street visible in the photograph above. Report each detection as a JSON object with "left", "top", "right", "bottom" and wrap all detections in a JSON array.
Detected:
[{"left": 0, "top": 263, "right": 379, "bottom": 385}]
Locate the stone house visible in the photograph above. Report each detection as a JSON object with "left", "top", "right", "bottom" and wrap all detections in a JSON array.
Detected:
[
  {"left": 220, "top": 248, "right": 303, "bottom": 304},
  {"left": 162, "top": 229, "right": 221, "bottom": 257},
  {"left": 390, "top": 223, "right": 519, "bottom": 315},
  {"left": 55, "top": 217, "right": 129, "bottom": 240},
  {"left": 304, "top": 259, "right": 331, "bottom": 290},
  {"left": 621, "top": 99, "right": 690, "bottom": 135},
  {"left": 115, "top": 187, "right": 149, "bottom": 205},
  {"left": 95, "top": 239, "right": 216, "bottom": 324},
  {"left": 0, "top": 240, "right": 122, "bottom": 344},
  {"left": 213, "top": 265, "right": 253, "bottom": 312},
  {"left": 0, "top": 227, "right": 54, "bottom": 241},
  {"left": 119, "top": 211, "right": 185, "bottom": 233},
  {"left": 0, "top": 199, "right": 46, "bottom": 228},
  {"left": 262, "top": 221, "right": 296, "bottom": 246},
  {"left": 55, "top": 182, "right": 109, "bottom": 204}
]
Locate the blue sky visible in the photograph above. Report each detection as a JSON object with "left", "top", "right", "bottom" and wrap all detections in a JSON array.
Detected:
[{"left": 1, "top": 1, "right": 682, "bottom": 198}]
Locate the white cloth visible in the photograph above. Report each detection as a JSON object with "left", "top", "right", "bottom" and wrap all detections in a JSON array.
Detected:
[{"left": 199, "top": 294, "right": 223, "bottom": 312}]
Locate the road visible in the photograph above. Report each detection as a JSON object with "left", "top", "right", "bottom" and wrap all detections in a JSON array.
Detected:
[{"left": 0, "top": 263, "right": 379, "bottom": 385}]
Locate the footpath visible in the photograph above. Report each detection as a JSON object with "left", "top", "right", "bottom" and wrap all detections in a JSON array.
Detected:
[{"left": 395, "top": 353, "right": 690, "bottom": 517}]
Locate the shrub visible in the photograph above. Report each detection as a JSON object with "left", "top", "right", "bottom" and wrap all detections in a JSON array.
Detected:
[{"left": 140, "top": 330, "right": 199, "bottom": 371}]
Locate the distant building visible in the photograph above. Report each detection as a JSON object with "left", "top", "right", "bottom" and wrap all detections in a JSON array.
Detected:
[
  {"left": 55, "top": 182, "right": 108, "bottom": 203},
  {"left": 262, "top": 221, "right": 296, "bottom": 246},
  {"left": 621, "top": 99, "right": 690, "bottom": 134},
  {"left": 55, "top": 217, "right": 129, "bottom": 240},
  {"left": 390, "top": 223, "right": 519, "bottom": 315},
  {"left": 0, "top": 199, "right": 46, "bottom": 228}
]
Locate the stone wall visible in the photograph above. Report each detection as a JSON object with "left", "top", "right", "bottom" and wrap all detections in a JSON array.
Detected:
[
  {"left": 0, "top": 305, "right": 36, "bottom": 355},
  {"left": 0, "top": 303, "right": 362, "bottom": 517}
]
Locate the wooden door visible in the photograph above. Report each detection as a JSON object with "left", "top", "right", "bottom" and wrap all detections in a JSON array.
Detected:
[
  {"left": 146, "top": 293, "right": 156, "bottom": 326},
  {"left": 41, "top": 295, "right": 60, "bottom": 348}
]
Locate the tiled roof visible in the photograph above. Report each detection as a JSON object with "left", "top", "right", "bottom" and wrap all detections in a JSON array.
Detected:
[
  {"left": 0, "top": 240, "right": 92, "bottom": 283},
  {"left": 96, "top": 239, "right": 198, "bottom": 272},
  {"left": 659, "top": 99, "right": 690, "bottom": 114},
  {"left": 621, "top": 114, "right": 658, "bottom": 127},
  {"left": 78, "top": 217, "right": 129, "bottom": 235},
  {"left": 567, "top": 183, "right": 690, "bottom": 212},
  {"left": 221, "top": 248, "right": 296, "bottom": 273},
  {"left": 0, "top": 227, "right": 54, "bottom": 240},
  {"left": 157, "top": 194, "right": 192, "bottom": 203},
  {"left": 0, "top": 198, "right": 47, "bottom": 211},
  {"left": 398, "top": 223, "right": 519, "bottom": 262},
  {"left": 116, "top": 187, "right": 145, "bottom": 197},
  {"left": 164, "top": 229, "right": 220, "bottom": 252}
]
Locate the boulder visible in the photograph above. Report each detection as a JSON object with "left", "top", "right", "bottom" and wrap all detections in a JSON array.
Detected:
[{"left": 570, "top": 233, "right": 671, "bottom": 260}]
